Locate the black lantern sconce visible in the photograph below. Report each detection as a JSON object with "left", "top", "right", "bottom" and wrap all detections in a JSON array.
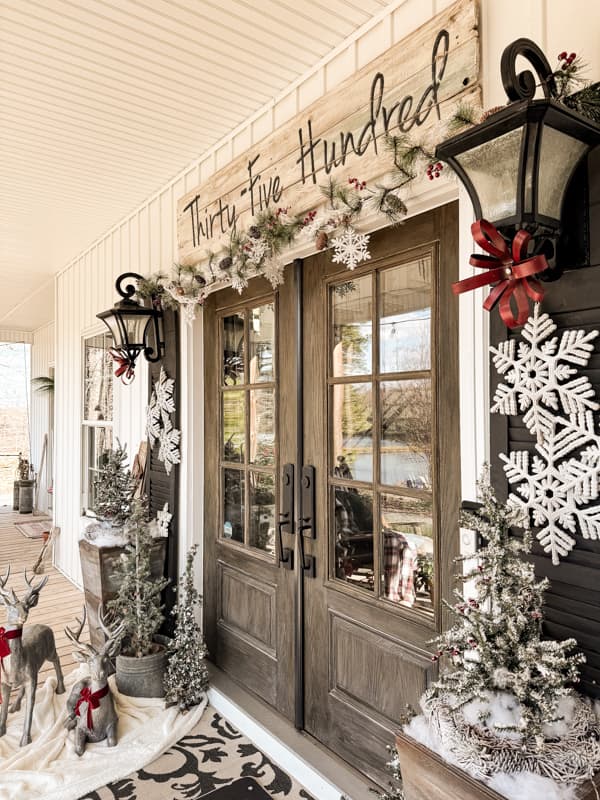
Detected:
[
  {"left": 436, "top": 38, "right": 599, "bottom": 278},
  {"left": 97, "top": 272, "right": 164, "bottom": 383}
]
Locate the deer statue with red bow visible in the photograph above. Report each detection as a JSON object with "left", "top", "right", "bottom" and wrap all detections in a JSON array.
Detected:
[
  {"left": 64, "top": 605, "right": 124, "bottom": 755},
  {"left": 0, "top": 566, "right": 65, "bottom": 746}
]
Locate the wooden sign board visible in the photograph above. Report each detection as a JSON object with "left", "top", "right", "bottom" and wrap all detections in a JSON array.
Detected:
[{"left": 177, "top": 0, "right": 480, "bottom": 265}]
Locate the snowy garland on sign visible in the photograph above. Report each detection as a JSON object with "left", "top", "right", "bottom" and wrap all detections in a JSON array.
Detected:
[
  {"left": 491, "top": 305, "right": 600, "bottom": 564},
  {"left": 135, "top": 135, "right": 448, "bottom": 322},
  {"left": 146, "top": 367, "right": 181, "bottom": 476}
]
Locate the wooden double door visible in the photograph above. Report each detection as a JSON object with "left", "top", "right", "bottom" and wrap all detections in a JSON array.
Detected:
[{"left": 204, "top": 204, "right": 460, "bottom": 786}]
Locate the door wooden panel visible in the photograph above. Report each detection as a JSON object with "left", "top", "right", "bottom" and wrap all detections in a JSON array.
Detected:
[
  {"left": 302, "top": 204, "right": 460, "bottom": 786},
  {"left": 204, "top": 275, "right": 297, "bottom": 721}
]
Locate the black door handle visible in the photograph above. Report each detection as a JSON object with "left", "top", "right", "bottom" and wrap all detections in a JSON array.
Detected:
[{"left": 278, "top": 464, "right": 294, "bottom": 570}]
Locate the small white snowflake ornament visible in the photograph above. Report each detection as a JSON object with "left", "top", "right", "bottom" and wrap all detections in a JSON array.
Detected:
[
  {"left": 156, "top": 502, "right": 172, "bottom": 537},
  {"left": 492, "top": 304, "right": 600, "bottom": 564},
  {"left": 158, "top": 417, "right": 181, "bottom": 475},
  {"left": 331, "top": 227, "right": 371, "bottom": 270}
]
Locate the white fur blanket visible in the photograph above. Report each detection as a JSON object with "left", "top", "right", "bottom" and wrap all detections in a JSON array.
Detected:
[{"left": 0, "top": 667, "right": 208, "bottom": 800}]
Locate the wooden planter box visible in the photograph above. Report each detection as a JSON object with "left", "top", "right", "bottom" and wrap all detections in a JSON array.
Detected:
[
  {"left": 79, "top": 537, "right": 166, "bottom": 649},
  {"left": 396, "top": 731, "right": 600, "bottom": 800}
]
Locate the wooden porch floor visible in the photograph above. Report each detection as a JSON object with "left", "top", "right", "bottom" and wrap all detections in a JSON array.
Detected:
[{"left": 0, "top": 509, "right": 85, "bottom": 684}]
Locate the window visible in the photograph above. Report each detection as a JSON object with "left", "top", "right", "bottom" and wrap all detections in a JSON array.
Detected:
[
  {"left": 329, "top": 254, "right": 435, "bottom": 614},
  {"left": 82, "top": 333, "right": 114, "bottom": 514},
  {"left": 219, "top": 301, "right": 277, "bottom": 555}
]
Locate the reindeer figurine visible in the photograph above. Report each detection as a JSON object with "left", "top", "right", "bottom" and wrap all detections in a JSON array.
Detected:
[
  {"left": 0, "top": 566, "right": 65, "bottom": 746},
  {"left": 64, "top": 605, "right": 124, "bottom": 755}
]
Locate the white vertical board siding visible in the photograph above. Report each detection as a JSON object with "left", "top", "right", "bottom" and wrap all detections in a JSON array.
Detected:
[
  {"left": 30, "top": 322, "right": 55, "bottom": 515},
  {"left": 51, "top": 0, "right": 600, "bottom": 582}
]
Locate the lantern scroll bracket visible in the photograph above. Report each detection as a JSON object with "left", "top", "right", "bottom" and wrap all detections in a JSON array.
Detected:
[{"left": 500, "top": 38, "right": 557, "bottom": 102}]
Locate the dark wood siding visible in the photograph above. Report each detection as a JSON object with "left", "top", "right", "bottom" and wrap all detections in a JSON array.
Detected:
[
  {"left": 147, "top": 307, "right": 180, "bottom": 620},
  {"left": 490, "top": 147, "right": 600, "bottom": 698}
]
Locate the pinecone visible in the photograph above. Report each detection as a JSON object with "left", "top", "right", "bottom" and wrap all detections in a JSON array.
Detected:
[
  {"left": 248, "top": 225, "right": 261, "bottom": 239},
  {"left": 316, "top": 231, "right": 329, "bottom": 250},
  {"left": 219, "top": 256, "right": 233, "bottom": 272},
  {"left": 194, "top": 274, "right": 206, "bottom": 286}
]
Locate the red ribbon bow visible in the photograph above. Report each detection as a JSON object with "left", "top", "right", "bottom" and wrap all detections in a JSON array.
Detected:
[
  {"left": 452, "top": 220, "right": 547, "bottom": 328},
  {"left": 0, "top": 628, "right": 22, "bottom": 700},
  {"left": 0, "top": 626, "right": 21, "bottom": 660},
  {"left": 75, "top": 683, "right": 109, "bottom": 729},
  {"left": 109, "top": 348, "right": 136, "bottom": 385}
]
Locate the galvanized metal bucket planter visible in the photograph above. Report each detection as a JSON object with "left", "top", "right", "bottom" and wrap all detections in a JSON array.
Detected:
[{"left": 115, "top": 636, "right": 169, "bottom": 698}]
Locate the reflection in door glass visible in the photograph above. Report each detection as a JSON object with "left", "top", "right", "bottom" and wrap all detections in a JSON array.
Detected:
[
  {"left": 334, "top": 487, "right": 373, "bottom": 592},
  {"left": 223, "top": 469, "right": 245, "bottom": 543},
  {"left": 222, "top": 390, "right": 245, "bottom": 463},
  {"left": 380, "top": 259, "right": 431, "bottom": 373},
  {"left": 332, "top": 275, "right": 372, "bottom": 377},
  {"left": 332, "top": 383, "right": 373, "bottom": 482},
  {"left": 249, "top": 389, "right": 275, "bottom": 467},
  {"left": 223, "top": 313, "right": 245, "bottom": 385},
  {"left": 380, "top": 380, "right": 431, "bottom": 489},
  {"left": 381, "top": 493, "right": 433, "bottom": 609},
  {"left": 249, "top": 472, "right": 276, "bottom": 553},
  {"left": 249, "top": 305, "right": 274, "bottom": 383}
]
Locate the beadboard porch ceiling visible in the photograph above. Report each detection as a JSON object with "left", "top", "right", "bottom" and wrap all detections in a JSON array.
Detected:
[{"left": 0, "top": 0, "right": 395, "bottom": 332}]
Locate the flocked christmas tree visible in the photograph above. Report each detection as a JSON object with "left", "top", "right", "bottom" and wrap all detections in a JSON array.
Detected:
[
  {"left": 164, "top": 545, "right": 209, "bottom": 710},
  {"left": 427, "top": 470, "right": 585, "bottom": 742},
  {"left": 92, "top": 440, "right": 136, "bottom": 526},
  {"left": 108, "top": 497, "right": 169, "bottom": 657}
]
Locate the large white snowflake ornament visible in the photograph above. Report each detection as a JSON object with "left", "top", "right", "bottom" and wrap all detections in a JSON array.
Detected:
[
  {"left": 330, "top": 227, "right": 371, "bottom": 270},
  {"left": 158, "top": 417, "right": 181, "bottom": 475},
  {"left": 492, "top": 304, "right": 600, "bottom": 564},
  {"left": 146, "top": 391, "right": 162, "bottom": 448},
  {"left": 491, "top": 305, "right": 599, "bottom": 442},
  {"left": 154, "top": 367, "right": 176, "bottom": 417}
]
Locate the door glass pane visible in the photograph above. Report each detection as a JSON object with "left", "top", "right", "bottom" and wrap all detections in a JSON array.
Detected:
[
  {"left": 223, "top": 390, "right": 245, "bottom": 462},
  {"left": 84, "top": 334, "right": 114, "bottom": 421},
  {"left": 334, "top": 487, "right": 373, "bottom": 592},
  {"left": 249, "top": 304, "right": 274, "bottom": 383},
  {"left": 380, "top": 259, "right": 431, "bottom": 373},
  {"left": 249, "top": 389, "right": 275, "bottom": 467},
  {"left": 249, "top": 472, "right": 276, "bottom": 553},
  {"left": 380, "top": 380, "right": 432, "bottom": 489},
  {"left": 223, "top": 469, "right": 245, "bottom": 543},
  {"left": 381, "top": 492, "right": 433, "bottom": 609},
  {"left": 223, "top": 313, "right": 245, "bottom": 386},
  {"left": 332, "top": 275, "right": 372, "bottom": 377},
  {"left": 332, "top": 383, "right": 373, "bottom": 482}
]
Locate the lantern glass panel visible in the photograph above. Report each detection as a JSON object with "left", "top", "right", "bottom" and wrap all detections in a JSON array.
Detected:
[
  {"left": 537, "top": 126, "right": 588, "bottom": 220},
  {"left": 99, "top": 312, "right": 124, "bottom": 347},
  {"left": 121, "top": 312, "right": 150, "bottom": 346},
  {"left": 454, "top": 127, "right": 524, "bottom": 222}
]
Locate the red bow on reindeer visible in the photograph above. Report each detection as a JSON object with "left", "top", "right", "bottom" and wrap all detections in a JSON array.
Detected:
[
  {"left": 75, "top": 684, "right": 109, "bottom": 729},
  {"left": 452, "top": 220, "right": 548, "bottom": 329},
  {"left": 109, "top": 348, "right": 136, "bottom": 385},
  {"left": 0, "top": 626, "right": 21, "bottom": 660}
]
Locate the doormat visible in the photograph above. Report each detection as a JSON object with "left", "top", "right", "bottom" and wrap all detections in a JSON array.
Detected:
[
  {"left": 204, "top": 777, "right": 274, "bottom": 799},
  {"left": 78, "top": 708, "right": 316, "bottom": 800},
  {"left": 14, "top": 519, "right": 51, "bottom": 539}
]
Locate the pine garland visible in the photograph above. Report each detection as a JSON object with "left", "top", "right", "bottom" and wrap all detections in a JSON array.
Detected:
[
  {"left": 427, "top": 469, "right": 584, "bottom": 743},
  {"left": 92, "top": 440, "right": 136, "bottom": 525},
  {"left": 108, "top": 498, "right": 169, "bottom": 658},
  {"left": 164, "top": 545, "right": 209, "bottom": 711}
]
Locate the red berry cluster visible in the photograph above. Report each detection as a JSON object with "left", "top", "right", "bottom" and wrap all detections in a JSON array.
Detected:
[
  {"left": 431, "top": 649, "right": 444, "bottom": 663},
  {"left": 558, "top": 51, "right": 577, "bottom": 69},
  {"left": 348, "top": 177, "right": 366, "bottom": 190},
  {"left": 303, "top": 210, "right": 317, "bottom": 226},
  {"left": 276, "top": 207, "right": 289, "bottom": 217},
  {"left": 426, "top": 162, "right": 443, "bottom": 180},
  {"left": 530, "top": 609, "right": 542, "bottom": 620}
]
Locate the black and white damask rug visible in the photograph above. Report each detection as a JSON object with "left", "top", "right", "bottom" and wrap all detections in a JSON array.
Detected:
[{"left": 78, "top": 707, "right": 317, "bottom": 800}]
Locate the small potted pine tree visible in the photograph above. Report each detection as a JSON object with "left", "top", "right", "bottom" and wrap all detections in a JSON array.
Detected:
[
  {"left": 108, "top": 498, "right": 170, "bottom": 697},
  {"left": 79, "top": 441, "right": 166, "bottom": 649}
]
